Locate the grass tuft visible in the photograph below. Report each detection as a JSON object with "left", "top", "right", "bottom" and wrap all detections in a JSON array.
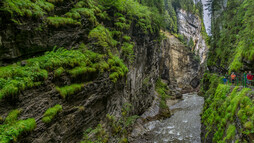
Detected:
[
  {"left": 55, "top": 84, "right": 83, "bottom": 99},
  {"left": 0, "top": 109, "right": 36, "bottom": 143},
  {"left": 42, "top": 104, "right": 62, "bottom": 123}
]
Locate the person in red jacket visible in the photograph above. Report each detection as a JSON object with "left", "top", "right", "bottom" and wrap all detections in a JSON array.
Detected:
[{"left": 247, "top": 71, "right": 253, "bottom": 86}]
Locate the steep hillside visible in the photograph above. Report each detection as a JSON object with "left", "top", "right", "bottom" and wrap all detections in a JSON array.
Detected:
[
  {"left": 200, "top": 0, "right": 254, "bottom": 143},
  {"left": 208, "top": 0, "right": 254, "bottom": 72},
  {"left": 0, "top": 0, "right": 209, "bottom": 142},
  {"left": 200, "top": 73, "right": 254, "bottom": 142},
  {"left": 0, "top": 0, "right": 164, "bottom": 142}
]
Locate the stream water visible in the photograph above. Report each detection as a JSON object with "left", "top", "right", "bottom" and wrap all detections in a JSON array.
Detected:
[{"left": 143, "top": 93, "right": 204, "bottom": 143}]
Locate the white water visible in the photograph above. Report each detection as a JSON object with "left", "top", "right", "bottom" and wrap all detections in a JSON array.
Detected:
[
  {"left": 143, "top": 93, "right": 204, "bottom": 143},
  {"left": 201, "top": 0, "right": 212, "bottom": 35}
]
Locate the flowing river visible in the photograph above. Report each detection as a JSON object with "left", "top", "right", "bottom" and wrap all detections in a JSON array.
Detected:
[{"left": 143, "top": 93, "right": 204, "bottom": 143}]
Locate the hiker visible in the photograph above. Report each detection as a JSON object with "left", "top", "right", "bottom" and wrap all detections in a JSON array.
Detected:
[
  {"left": 224, "top": 72, "right": 229, "bottom": 84},
  {"left": 247, "top": 71, "right": 253, "bottom": 86},
  {"left": 231, "top": 72, "right": 236, "bottom": 85},
  {"left": 243, "top": 71, "right": 247, "bottom": 87}
]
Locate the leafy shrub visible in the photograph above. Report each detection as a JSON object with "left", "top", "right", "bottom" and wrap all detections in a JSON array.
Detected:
[{"left": 42, "top": 104, "right": 62, "bottom": 123}]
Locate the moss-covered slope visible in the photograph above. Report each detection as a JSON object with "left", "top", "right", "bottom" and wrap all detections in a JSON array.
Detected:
[{"left": 201, "top": 73, "right": 254, "bottom": 143}]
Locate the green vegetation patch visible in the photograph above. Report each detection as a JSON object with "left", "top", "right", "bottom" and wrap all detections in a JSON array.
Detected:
[
  {"left": 108, "top": 56, "right": 129, "bottom": 83},
  {"left": 81, "top": 103, "right": 138, "bottom": 143},
  {"left": 156, "top": 79, "right": 171, "bottom": 109},
  {"left": 88, "top": 25, "right": 118, "bottom": 52},
  {"left": 42, "top": 104, "right": 62, "bottom": 123},
  {"left": 54, "top": 67, "right": 65, "bottom": 77},
  {"left": 3, "top": 0, "right": 54, "bottom": 18},
  {"left": 4, "top": 109, "right": 22, "bottom": 124},
  {"left": 0, "top": 47, "right": 128, "bottom": 101},
  {"left": 201, "top": 73, "right": 254, "bottom": 142},
  {"left": 46, "top": 17, "right": 81, "bottom": 27},
  {"left": 0, "top": 109, "right": 36, "bottom": 143},
  {"left": 121, "top": 42, "right": 134, "bottom": 62},
  {"left": 55, "top": 84, "right": 83, "bottom": 99},
  {"left": 208, "top": 0, "right": 254, "bottom": 72}
]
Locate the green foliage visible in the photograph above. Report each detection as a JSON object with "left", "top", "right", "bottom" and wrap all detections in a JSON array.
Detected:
[
  {"left": 224, "top": 125, "right": 236, "bottom": 141},
  {"left": 121, "top": 42, "right": 134, "bottom": 62},
  {"left": 0, "top": 63, "right": 46, "bottom": 100},
  {"left": 47, "top": 0, "right": 64, "bottom": 3},
  {"left": 108, "top": 56, "right": 128, "bottom": 83},
  {"left": 65, "top": 7, "right": 98, "bottom": 25},
  {"left": 82, "top": 124, "right": 109, "bottom": 143},
  {"left": 0, "top": 110, "right": 36, "bottom": 143},
  {"left": 4, "top": 109, "right": 21, "bottom": 124},
  {"left": 156, "top": 79, "right": 171, "bottom": 109},
  {"left": 3, "top": 0, "right": 54, "bottom": 18},
  {"left": 42, "top": 104, "right": 62, "bottom": 123},
  {"left": 244, "top": 121, "right": 253, "bottom": 130},
  {"left": 171, "top": 0, "right": 203, "bottom": 16},
  {"left": 201, "top": 73, "right": 254, "bottom": 142},
  {"left": 47, "top": 17, "right": 81, "bottom": 27},
  {"left": 82, "top": 103, "right": 138, "bottom": 143},
  {"left": 88, "top": 25, "right": 117, "bottom": 53},
  {"left": 199, "top": 73, "right": 222, "bottom": 99},
  {"left": 54, "top": 67, "right": 65, "bottom": 77},
  {"left": 209, "top": 0, "right": 254, "bottom": 71},
  {"left": 188, "top": 38, "right": 194, "bottom": 49},
  {"left": 68, "top": 66, "right": 97, "bottom": 78},
  {"left": 0, "top": 47, "right": 128, "bottom": 101},
  {"left": 122, "top": 35, "right": 131, "bottom": 42},
  {"left": 55, "top": 84, "right": 83, "bottom": 99}
]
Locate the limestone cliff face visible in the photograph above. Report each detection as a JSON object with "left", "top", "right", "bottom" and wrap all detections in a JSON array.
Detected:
[
  {"left": 177, "top": 9, "right": 208, "bottom": 65},
  {"left": 0, "top": 22, "right": 160, "bottom": 142},
  {"left": 159, "top": 32, "right": 200, "bottom": 91},
  {"left": 158, "top": 9, "right": 208, "bottom": 90}
]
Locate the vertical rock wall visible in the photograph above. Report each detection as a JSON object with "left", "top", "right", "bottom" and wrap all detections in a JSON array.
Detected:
[
  {"left": 177, "top": 9, "right": 208, "bottom": 65},
  {"left": 159, "top": 32, "right": 200, "bottom": 91}
]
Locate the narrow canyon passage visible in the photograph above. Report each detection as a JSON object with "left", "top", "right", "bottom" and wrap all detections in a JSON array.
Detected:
[{"left": 143, "top": 93, "right": 204, "bottom": 143}]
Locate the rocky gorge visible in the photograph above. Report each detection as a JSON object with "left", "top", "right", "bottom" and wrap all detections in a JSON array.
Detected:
[
  {"left": 1, "top": 0, "right": 253, "bottom": 142},
  {"left": 0, "top": 0, "right": 207, "bottom": 141}
]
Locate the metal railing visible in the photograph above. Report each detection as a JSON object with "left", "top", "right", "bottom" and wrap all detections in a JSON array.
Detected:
[{"left": 221, "top": 74, "right": 254, "bottom": 88}]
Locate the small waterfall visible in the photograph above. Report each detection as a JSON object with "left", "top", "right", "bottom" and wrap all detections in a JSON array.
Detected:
[{"left": 201, "top": 0, "right": 212, "bottom": 35}]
